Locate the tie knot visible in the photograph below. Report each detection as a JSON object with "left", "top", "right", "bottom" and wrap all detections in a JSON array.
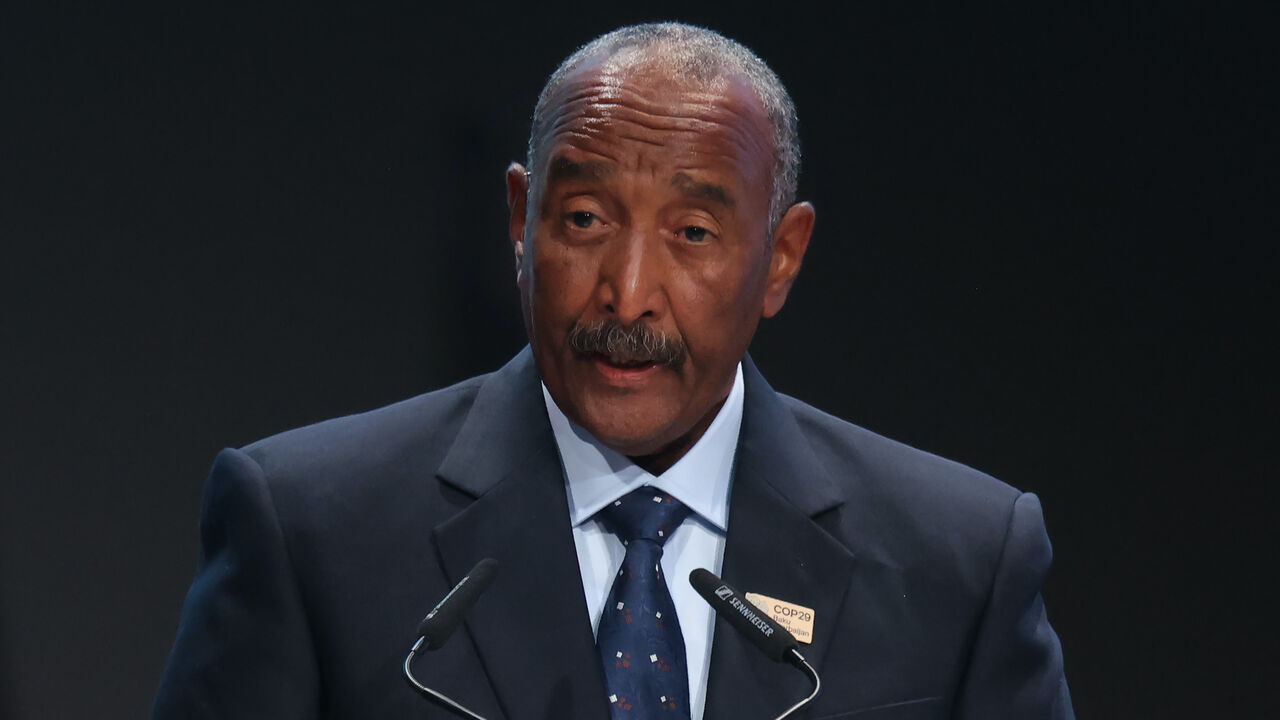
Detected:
[{"left": 597, "top": 488, "right": 691, "bottom": 546}]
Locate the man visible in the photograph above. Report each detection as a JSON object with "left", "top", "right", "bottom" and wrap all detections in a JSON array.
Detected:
[{"left": 154, "top": 22, "right": 1073, "bottom": 720}]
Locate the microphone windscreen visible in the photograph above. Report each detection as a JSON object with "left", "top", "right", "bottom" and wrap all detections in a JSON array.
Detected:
[
  {"left": 689, "top": 568, "right": 798, "bottom": 663},
  {"left": 417, "top": 558, "right": 498, "bottom": 649}
]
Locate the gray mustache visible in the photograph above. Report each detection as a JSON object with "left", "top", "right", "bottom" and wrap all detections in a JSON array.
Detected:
[{"left": 567, "top": 320, "right": 687, "bottom": 368}]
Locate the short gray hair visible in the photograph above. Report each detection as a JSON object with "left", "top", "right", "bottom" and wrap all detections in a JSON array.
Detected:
[{"left": 526, "top": 22, "right": 801, "bottom": 232}]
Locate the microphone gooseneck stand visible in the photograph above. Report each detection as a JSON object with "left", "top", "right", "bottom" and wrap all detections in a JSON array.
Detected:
[
  {"left": 401, "top": 560, "right": 821, "bottom": 720},
  {"left": 406, "top": 636, "right": 819, "bottom": 720},
  {"left": 403, "top": 558, "right": 497, "bottom": 720},
  {"left": 403, "top": 636, "right": 489, "bottom": 720},
  {"left": 775, "top": 648, "right": 822, "bottom": 720}
]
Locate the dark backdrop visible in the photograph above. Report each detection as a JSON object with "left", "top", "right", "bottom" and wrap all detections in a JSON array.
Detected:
[{"left": 2, "top": 2, "right": 1275, "bottom": 718}]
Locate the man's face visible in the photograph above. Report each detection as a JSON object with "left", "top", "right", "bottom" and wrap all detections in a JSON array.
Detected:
[{"left": 507, "top": 52, "right": 812, "bottom": 471}]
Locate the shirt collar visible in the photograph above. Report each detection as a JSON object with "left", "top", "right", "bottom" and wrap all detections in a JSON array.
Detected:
[{"left": 542, "top": 363, "right": 744, "bottom": 533}]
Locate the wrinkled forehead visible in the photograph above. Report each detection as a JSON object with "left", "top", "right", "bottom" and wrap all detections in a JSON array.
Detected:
[{"left": 534, "top": 48, "right": 775, "bottom": 180}]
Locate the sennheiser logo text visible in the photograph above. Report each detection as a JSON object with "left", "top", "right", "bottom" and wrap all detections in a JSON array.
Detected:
[{"left": 728, "top": 596, "right": 774, "bottom": 636}]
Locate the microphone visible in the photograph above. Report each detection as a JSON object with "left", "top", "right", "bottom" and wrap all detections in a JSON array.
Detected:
[
  {"left": 690, "top": 568, "right": 822, "bottom": 720},
  {"left": 417, "top": 557, "right": 498, "bottom": 647},
  {"left": 403, "top": 558, "right": 498, "bottom": 720}
]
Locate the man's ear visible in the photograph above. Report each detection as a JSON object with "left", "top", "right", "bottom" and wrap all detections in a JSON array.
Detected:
[
  {"left": 762, "top": 201, "right": 816, "bottom": 318},
  {"left": 506, "top": 162, "right": 530, "bottom": 276}
]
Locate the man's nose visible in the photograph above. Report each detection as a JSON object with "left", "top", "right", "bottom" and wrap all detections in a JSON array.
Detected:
[{"left": 596, "top": 229, "right": 667, "bottom": 326}]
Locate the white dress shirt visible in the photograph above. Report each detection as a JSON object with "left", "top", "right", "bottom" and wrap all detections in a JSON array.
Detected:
[{"left": 541, "top": 363, "right": 744, "bottom": 720}]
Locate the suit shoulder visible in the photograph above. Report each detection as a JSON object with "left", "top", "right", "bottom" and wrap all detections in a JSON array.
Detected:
[
  {"left": 780, "top": 394, "right": 1017, "bottom": 494},
  {"left": 240, "top": 372, "right": 487, "bottom": 490},
  {"left": 776, "top": 393, "right": 1023, "bottom": 563}
]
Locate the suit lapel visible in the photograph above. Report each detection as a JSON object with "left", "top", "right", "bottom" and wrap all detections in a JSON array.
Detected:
[
  {"left": 433, "top": 348, "right": 610, "bottom": 720},
  {"left": 703, "top": 357, "right": 857, "bottom": 720}
]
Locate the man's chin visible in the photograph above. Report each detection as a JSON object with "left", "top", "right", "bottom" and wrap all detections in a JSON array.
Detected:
[
  {"left": 557, "top": 367, "right": 728, "bottom": 475},
  {"left": 571, "top": 403, "right": 683, "bottom": 458},
  {"left": 586, "top": 416, "right": 706, "bottom": 477}
]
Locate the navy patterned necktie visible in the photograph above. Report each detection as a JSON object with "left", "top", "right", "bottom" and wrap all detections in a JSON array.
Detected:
[{"left": 596, "top": 488, "right": 694, "bottom": 719}]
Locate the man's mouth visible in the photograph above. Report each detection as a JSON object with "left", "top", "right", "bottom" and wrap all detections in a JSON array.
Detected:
[
  {"left": 593, "top": 352, "right": 658, "bottom": 370},
  {"left": 589, "top": 352, "right": 664, "bottom": 383}
]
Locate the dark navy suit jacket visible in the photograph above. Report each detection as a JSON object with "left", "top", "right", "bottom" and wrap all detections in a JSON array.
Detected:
[{"left": 153, "top": 348, "right": 1073, "bottom": 719}]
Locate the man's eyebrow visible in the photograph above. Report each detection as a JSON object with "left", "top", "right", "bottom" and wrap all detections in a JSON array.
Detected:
[
  {"left": 671, "top": 172, "right": 735, "bottom": 209},
  {"left": 548, "top": 156, "right": 615, "bottom": 183}
]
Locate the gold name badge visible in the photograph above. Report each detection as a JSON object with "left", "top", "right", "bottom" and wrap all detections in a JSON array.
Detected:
[{"left": 744, "top": 592, "right": 815, "bottom": 644}]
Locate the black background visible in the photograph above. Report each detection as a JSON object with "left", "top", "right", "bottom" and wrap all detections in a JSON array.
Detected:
[{"left": 2, "top": 2, "right": 1276, "bottom": 718}]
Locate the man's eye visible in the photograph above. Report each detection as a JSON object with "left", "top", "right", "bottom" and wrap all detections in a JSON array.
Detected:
[
  {"left": 682, "top": 226, "right": 710, "bottom": 243},
  {"left": 570, "top": 212, "right": 596, "bottom": 228}
]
